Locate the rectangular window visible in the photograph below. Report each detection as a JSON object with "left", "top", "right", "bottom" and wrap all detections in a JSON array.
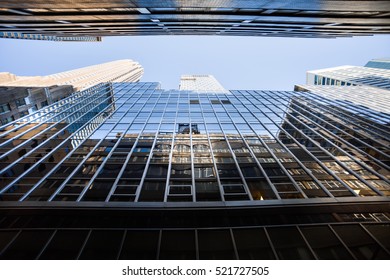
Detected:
[
  {"left": 1, "top": 116, "right": 14, "bottom": 125},
  {"left": 19, "top": 110, "right": 29, "bottom": 117},
  {"left": 0, "top": 103, "right": 11, "bottom": 113},
  {"left": 15, "top": 98, "right": 27, "bottom": 107}
]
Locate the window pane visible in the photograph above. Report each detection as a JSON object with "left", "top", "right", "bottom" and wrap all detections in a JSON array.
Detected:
[
  {"left": 332, "top": 225, "right": 390, "bottom": 259},
  {"left": 300, "top": 226, "right": 353, "bottom": 259},
  {"left": 198, "top": 229, "right": 236, "bottom": 260},
  {"left": 363, "top": 224, "right": 390, "bottom": 250},
  {"left": 79, "top": 230, "right": 124, "bottom": 260},
  {"left": 159, "top": 230, "right": 196, "bottom": 260},
  {"left": 119, "top": 230, "right": 159, "bottom": 260},
  {"left": 267, "top": 227, "right": 315, "bottom": 259},
  {"left": 39, "top": 230, "right": 89, "bottom": 259},
  {"left": 233, "top": 228, "right": 276, "bottom": 259},
  {"left": 2, "top": 230, "right": 53, "bottom": 259}
]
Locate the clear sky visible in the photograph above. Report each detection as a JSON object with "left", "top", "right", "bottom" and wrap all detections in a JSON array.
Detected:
[{"left": 0, "top": 35, "right": 389, "bottom": 90}]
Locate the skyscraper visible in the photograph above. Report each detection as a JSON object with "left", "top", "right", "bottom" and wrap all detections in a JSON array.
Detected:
[
  {"left": 0, "top": 60, "right": 143, "bottom": 125},
  {"left": 365, "top": 58, "right": 390, "bottom": 70},
  {"left": 0, "top": 77, "right": 389, "bottom": 259},
  {"left": 179, "top": 75, "right": 228, "bottom": 93},
  {"left": 0, "top": 1, "right": 389, "bottom": 41},
  {"left": 297, "top": 60, "right": 390, "bottom": 114},
  {"left": 0, "top": 59, "right": 144, "bottom": 91},
  {"left": 306, "top": 65, "right": 390, "bottom": 90},
  {"left": 0, "top": 31, "right": 102, "bottom": 42}
]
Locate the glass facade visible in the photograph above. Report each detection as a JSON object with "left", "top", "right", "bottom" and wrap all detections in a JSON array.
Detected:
[
  {"left": 0, "top": 82, "right": 389, "bottom": 259},
  {"left": 1, "top": 1, "right": 389, "bottom": 40}
]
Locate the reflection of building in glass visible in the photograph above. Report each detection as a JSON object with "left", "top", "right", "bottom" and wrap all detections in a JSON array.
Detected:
[
  {"left": 1, "top": 2, "right": 389, "bottom": 41},
  {"left": 0, "top": 81, "right": 389, "bottom": 260},
  {"left": 0, "top": 60, "right": 143, "bottom": 124},
  {"left": 0, "top": 85, "right": 74, "bottom": 125}
]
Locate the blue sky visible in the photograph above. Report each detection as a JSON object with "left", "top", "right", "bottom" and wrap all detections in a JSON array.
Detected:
[{"left": 1, "top": 35, "right": 389, "bottom": 90}]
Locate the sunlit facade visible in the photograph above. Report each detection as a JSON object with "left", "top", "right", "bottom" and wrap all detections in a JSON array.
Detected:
[
  {"left": 306, "top": 65, "right": 390, "bottom": 90},
  {"left": 0, "top": 60, "right": 143, "bottom": 125},
  {"left": 0, "top": 80, "right": 389, "bottom": 259},
  {"left": 179, "top": 75, "right": 228, "bottom": 93},
  {"left": 1, "top": 1, "right": 390, "bottom": 41},
  {"left": 0, "top": 60, "right": 144, "bottom": 91}
]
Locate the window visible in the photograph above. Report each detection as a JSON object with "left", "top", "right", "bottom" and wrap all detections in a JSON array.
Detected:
[
  {"left": 19, "top": 110, "right": 29, "bottom": 117},
  {"left": 41, "top": 100, "right": 48, "bottom": 107},
  {"left": 1, "top": 116, "right": 14, "bottom": 125},
  {"left": 15, "top": 98, "right": 26, "bottom": 107},
  {"left": 160, "top": 230, "right": 196, "bottom": 259},
  {"left": 0, "top": 103, "right": 11, "bottom": 113},
  {"left": 178, "top": 123, "right": 199, "bottom": 134}
]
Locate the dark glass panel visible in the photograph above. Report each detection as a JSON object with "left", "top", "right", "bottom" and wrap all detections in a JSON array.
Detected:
[
  {"left": 79, "top": 230, "right": 123, "bottom": 260},
  {"left": 39, "top": 230, "right": 89, "bottom": 260},
  {"left": 198, "top": 230, "right": 236, "bottom": 260},
  {"left": 2, "top": 230, "right": 53, "bottom": 260},
  {"left": 332, "top": 225, "right": 390, "bottom": 259},
  {"left": 233, "top": 228, "right": 276, "bottom": 260},
  {"left": 159, "top": 230, "right": 196, "bottom": 260},
  {"left": 119, "top": 230, "right": 159, "bottom": 260},
  {"left": 267, "top": 227, "right": 315, "bottom": 260},
  {"left": 300, "top": 226, "right": 353, "bottom": 259}
]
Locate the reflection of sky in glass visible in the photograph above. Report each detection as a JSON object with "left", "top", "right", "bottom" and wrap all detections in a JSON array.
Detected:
[{"left": 88, "top": 83, "right": 300, "bottom": 141}]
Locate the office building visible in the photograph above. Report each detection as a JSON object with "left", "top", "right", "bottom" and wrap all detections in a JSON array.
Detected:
[
  {"left": 306, "top": 65, "right": 390, "bottom": 90},
  {"left": 179, "top": 75, "right": 228, "bottom": 93},
  {"left": 299, "top": 60, "right": 390, "bottom": 114},
  {"left": 1, "top": 1, "right": 390, "bottom": 41},
  {"left": 294, "top": 85, "right": 390, "bottom": 114},
  {"left": 0, "top": 78, "right": 389, "bottom": 260},
  {"left": 365, "top": 58, "right": 390, "bottom": 70},
  {"left": 0, "top": 31, "right": 101, "bottom": 42},
  {"left": 0, "top": 60, "right": 143, "bottom": 124},
  {"left": 0, "top": 59, "right": 144, "bottom": 91}
]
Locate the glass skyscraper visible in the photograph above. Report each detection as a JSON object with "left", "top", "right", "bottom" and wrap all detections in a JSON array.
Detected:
[
  {"left": 365, "top": 58, "right": 390, "bottom": 70},
  {"left": 306, "top": 65, "right": 390, "bottom": 90},
  {"left": 1, "top": 1, "right": 389, "bottom": 41},
  {"left": 297, "top": 61, "right": 390, "bottom": 114},
  {"left": 0, "top": 79, "right": 389, "bottom": 260}
]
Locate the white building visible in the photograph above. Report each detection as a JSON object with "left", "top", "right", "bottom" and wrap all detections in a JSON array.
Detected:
[
  {"left": 179, "top": 75, "right": 228, "bottom": 93},
  {"left": 0, "top": 59, "right": 143, "bottom": 90},
  {"left": 306, "top": 65, "right": 390, "bottom": 90}
]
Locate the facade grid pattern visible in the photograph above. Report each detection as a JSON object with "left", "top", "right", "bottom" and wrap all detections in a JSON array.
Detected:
[
  {"left": 1, "top": 1, "right": 390, "bottom": 40},
  {"left": 0, "top": 222, "right": 389, "bottom": 260},
  {"left": 0, "top": 81, "right": 389, "bottom": 260},
  {"left": 1, "top": 82, "right": 389, "bottom": 203}
]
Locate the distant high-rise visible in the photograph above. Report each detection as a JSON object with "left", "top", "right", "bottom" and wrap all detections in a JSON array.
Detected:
[
  {"left": 179, "top": 75, "right": 228, "bottom": 93},
  {"left": 0, "top": 60, "right": 143, "bottom": 125},
  {"left": 0, "top": 75, "right": 389, "bottom": 259},
  {"left": 299, "top": 60, "right": 390, "bottom": 113},
  {"left": 0, "top": 60, "right": 144, "bottom": 90},
  {"left": 365, "top": 58, "right": 390, "bottom": 70},
  {"left": 0, "top": 1, "right": 389, "bottom": 41},
  {"left": 306, "top": 65, "right": 390, "bottom": 90}
]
